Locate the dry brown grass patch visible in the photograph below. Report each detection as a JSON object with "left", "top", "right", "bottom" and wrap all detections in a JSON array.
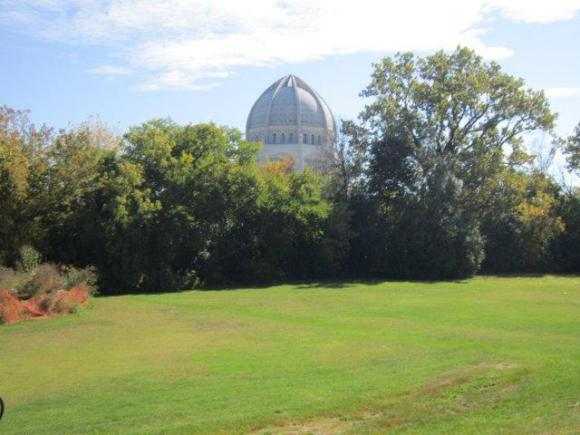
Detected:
[{"left": 252, "top": 362, "right": 524, "bottom": 435}]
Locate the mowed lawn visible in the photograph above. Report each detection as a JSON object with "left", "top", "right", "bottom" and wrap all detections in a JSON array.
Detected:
[{"left": 1, "top": 277, "right": 579, "bottom": 434}]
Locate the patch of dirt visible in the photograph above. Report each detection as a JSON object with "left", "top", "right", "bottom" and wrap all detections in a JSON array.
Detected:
[
  {"left": 421, "top": 361, "right": 519, "bottom": 396},
  {"left": 252, "top": 417, "right": 351, "bottom": 434},
  {"left": 251, "top": 362, "right": 523, "bottom": 434}
]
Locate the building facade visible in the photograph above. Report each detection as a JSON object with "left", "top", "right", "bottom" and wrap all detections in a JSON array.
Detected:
[{"left": 246, "top": 74, "right": 336, "bottom": 170}]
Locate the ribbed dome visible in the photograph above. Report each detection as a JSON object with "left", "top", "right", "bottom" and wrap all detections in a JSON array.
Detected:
[{"left": 246, "top": 74, "right": 336, "bottom": 147}]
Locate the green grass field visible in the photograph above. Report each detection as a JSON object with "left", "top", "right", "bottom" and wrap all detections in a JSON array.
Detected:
[{"left": 1, "top": 276, "right": 579, "bottom": 434}]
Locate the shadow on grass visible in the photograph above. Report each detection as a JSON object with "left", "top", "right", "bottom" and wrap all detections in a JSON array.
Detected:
[
  {"left": 478, "top": 272, "right": 550, "bottom": 278},
  {"left": 96, "top": 276, "right": 478, "bottom": 297},
  {"left": 95, "top": 273, "right": 574, "bottom": 297},
  {"left": 298, "top": 272, "right": 576, "bottom": 291},
  {"left": 294, "top": 277, "right": 472, "bottom": 290}
]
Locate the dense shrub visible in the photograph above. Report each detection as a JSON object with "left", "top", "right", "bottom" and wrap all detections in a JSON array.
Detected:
[
  {"left": 62, "top": 265, "right": 98, "bottom": 291},
  {"left": 55, "top": 121, "right": 336, "bottom": 292},
  {"left": 15, "top": 263, "right": 63, "bottom": 299},
  {"left": 350, "top": 151, "right": 485, "bottom": 280},
  {"left": 16, "top": 245, "right": 41, "bottom": 273},
  {"left": 480, "top": 172, "right": 565, "bottom": 273},
  {"left": 0, "top": 285, "right": 92, "bottom": 324},
  {"left": 0, "top": 267, "right": 28, "bottom": 291},
  {"left": 550, "top": 192, "right": 580, "bottom": 273},
  {"left": 0, "top": 263, "right": 96, "bottom": 324},
  {"left": 46, "top": 284, "right": 92, "bottom": 315},
  {"left": 386, "top": 166, "right": 484, "bottom": 280}
]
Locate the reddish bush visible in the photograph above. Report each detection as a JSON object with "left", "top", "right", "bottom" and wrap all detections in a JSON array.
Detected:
[
  {"left": 51, "top": 284, "right": 91, "bottom": 314},
  {"left": 0, "top": 284, "right": 92, "bottom": 324},
  {"left": 22, "top": 291, "right": 55, "bottom": 317},
  {"left": 0, "top": 289, "right": 26, "bottom": 324},
  {"left": 0, "top": 262, "right": 96, "bottom": 325},
  {"left": 0, "top": 289, "right": 43, "bottom": 324},
  {"left": 22, "top": 298, "right": 45, "bottom": 317}
]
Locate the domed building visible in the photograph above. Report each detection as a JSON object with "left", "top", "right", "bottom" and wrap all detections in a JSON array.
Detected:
[{"left": 246, "top": 74, "right": 336, "bottom": 170}]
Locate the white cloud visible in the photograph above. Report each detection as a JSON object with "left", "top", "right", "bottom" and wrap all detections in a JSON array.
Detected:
[
  {"left": 88, "top": 65, "right": 131, "bottom": 76},
  {"left": 133, "top": 70, "right": 223, "bottom": 92},
  {"left": 2, "top": 0, "right": 580, "bottom": 91},
  {"left": 546, "top": 87, "right": 580, "bottom": 98},
  {"left": 488, "top": 0, "right": 580, "bottom": 23}
]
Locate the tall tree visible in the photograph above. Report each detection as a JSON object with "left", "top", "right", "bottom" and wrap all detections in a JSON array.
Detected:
[
  {"left": 323, "top": 120, "right": 367, "bottom": 201},
  {"left": 361, "top": 48, "right": 554, "bottom": 157},
  {"left": 349, "top": 47, "right": 557, "bottom": 278},
  {"left": 0, "top": 106, "right": 51, "bottom": 265},
  {"left": 565, "top": 122, "right": 580, "bottom": 173},
  {"left": 40, "top": 123, "right": 116, "bottom": 264}
]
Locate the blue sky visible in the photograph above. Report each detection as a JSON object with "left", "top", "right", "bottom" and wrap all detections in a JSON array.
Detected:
[{"left": 1, "top": 1, "right": 579, "bottom": 182}]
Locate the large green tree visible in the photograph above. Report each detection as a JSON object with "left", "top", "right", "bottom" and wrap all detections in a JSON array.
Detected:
[
  {"left": 103, "top": 120, "right": 258, "bottom": 291},
  {"left": 360, "top": 47, "right": 554, "bottom": 183},
  {"left": 81, "top": 120, "right": 333, "bottom": 292},
  {"left": 565, "top": 122, "right": 580, "bottom": 173},
  {"left": 0, "top": 106, "right": 52, "bottom": 265},
  {"left": 200, "top": 160, "right": 332, "bottom": 285},
  {"left": 39, "top": 123, "right": 116, "bottom": 264},
  {"left": 344, "top": 47, "right": 558, "bottom": 279}
]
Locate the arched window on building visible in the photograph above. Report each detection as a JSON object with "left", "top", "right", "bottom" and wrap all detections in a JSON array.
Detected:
[
  {"left": 311, "top": 134, "right": 315, "bottom": 145},
  {"left": 289, "top": 133, "right": 294, "bottom": 143},
  {"left": 272, "top": 133, "right": 277, "bottom": 144},
  {"left": 281, "top": 133, "right": 285, "bottom": 143},
  {"left": 303, "top": 133, "right": 308, "bottom": 144},
  {"left": 317, "top": 135, "right": 321, "bottom": 144}
]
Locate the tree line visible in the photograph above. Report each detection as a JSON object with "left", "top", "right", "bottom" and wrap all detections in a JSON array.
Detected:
[{"left": 1, "top": 48, "right": 578, "bottom": 294}]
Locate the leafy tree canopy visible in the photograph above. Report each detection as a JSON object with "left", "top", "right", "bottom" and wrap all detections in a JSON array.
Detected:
[
  {"left": 565, "top": 122, "right": 580, "bottom": 173},
  {"left": 361, "top": 47, "right": 555, "bottom": 155}
]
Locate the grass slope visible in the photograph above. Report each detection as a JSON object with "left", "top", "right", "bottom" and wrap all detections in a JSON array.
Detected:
[{"left": 0, "top": 276, "right": 579, "bottom": 434}]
